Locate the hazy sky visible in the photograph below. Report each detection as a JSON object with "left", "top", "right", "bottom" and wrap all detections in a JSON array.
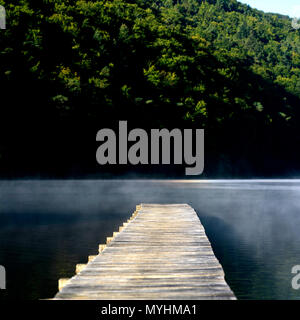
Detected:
[{"left": 239, "top": 0, "right": 300, "bottom": 17}]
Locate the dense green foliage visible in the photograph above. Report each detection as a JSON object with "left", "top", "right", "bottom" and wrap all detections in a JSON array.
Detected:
[{"left": 1, "top": 0, "right": 300, "bottom": 177}]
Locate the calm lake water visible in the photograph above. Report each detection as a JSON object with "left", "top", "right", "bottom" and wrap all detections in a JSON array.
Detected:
[{"left": 0, "top": 179, "right": 300, "bottom": 300}]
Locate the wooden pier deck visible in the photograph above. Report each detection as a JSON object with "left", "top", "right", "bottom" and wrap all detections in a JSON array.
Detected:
[{"left": 54, "top": 204, "right": 236, "bottom": 300}]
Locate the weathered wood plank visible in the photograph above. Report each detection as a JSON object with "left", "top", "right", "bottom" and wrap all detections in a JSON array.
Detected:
[{"left": 53, "top": 204, "right": 236, "bottom": 300}]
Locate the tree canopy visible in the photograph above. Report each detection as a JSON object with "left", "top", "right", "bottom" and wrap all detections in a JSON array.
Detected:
[{"left": 0, "top": 0, "right": 300, "bottom": 177}]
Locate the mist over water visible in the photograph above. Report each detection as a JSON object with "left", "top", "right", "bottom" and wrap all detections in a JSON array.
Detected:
[{"left": 0, "top": 179, "right": 300, "bottom": 300}]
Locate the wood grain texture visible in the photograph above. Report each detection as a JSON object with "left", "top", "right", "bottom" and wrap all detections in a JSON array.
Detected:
[{"left": 53, "top": 204, "right": 236, "bottom": 300}]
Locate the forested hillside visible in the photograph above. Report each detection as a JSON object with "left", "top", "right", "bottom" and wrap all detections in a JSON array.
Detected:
[{"left": 1, "top": 0, "right": 300, "bottom": 177}]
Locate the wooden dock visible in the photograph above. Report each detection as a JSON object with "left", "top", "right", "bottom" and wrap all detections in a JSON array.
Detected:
[{"left": 53, "top": 204, "right": 236, "bottom": 300}]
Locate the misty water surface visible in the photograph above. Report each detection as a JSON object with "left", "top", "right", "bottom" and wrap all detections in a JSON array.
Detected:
[{"left": 0, "top": 179, "right": 300, "bottom": 300}]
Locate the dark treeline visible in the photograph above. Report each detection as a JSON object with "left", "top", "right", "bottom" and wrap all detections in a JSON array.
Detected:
[{"left": 1, "top": 0, "right": 300, "bottom": 178}]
